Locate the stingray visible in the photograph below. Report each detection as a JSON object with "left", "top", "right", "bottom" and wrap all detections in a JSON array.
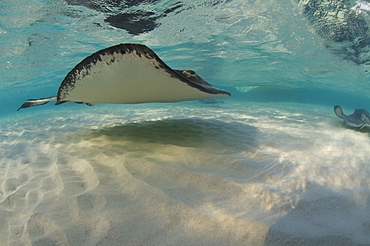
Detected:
[
  {"left": 334, "top": 105, "right": 370, "bottom": 129},
  {"left": 18, "top": 43, "right": 230, "bottom": 111}
]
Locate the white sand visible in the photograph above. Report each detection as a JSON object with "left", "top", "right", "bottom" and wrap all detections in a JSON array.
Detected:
[{"left": 1, "top": 102, "right": 369, "bottom": 245}]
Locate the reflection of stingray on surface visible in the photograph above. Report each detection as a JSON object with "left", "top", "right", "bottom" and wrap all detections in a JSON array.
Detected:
[{"left": 75, "top": 118, "right": 258, "bottom": 154}]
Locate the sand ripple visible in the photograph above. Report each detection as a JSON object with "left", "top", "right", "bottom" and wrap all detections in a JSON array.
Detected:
[{"left": 0, "top": 103, "right": 369, "bottom": 245}]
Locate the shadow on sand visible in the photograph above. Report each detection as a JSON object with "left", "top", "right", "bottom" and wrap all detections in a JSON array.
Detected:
[
  {"left": 75, "top": 118, "right": 259, "bottom": 154},
  {"left": 265, "top": 186, "right": 370, "bottom": 245}
]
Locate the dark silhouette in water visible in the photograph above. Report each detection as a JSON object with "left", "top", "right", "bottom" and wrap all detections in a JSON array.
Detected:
[{"left": 334, "top": 105, "right": 370, "bottom": 129}]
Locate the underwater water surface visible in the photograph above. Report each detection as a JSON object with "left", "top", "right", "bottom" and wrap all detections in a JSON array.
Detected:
[{"left": 1, "top": 0, "right": 370, "bottom": 245}]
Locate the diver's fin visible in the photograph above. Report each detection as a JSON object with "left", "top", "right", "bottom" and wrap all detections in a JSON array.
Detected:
[{"left": 17, "top": 96, "right": 57, "bottom": 111}]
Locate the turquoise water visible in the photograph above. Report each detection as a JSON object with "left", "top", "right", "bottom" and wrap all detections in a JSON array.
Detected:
[{"left": 1, "top": 0, "right": 370, "bottom": 245}]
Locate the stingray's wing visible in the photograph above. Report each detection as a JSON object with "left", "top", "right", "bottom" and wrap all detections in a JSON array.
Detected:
[
  {"left": 334, "top": 105, "right": 344, "bottom": 119},
  {"left": 56, "top": 43, "right": 231, "bottom": 105}
]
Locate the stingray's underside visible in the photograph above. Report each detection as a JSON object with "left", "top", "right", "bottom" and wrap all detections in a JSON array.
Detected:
[{"left": 18, "top": 44, "right": 230, "bottom": 111}]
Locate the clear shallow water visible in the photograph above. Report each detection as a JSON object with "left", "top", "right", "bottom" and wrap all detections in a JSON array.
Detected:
[{"left": 1, "top": 0, "right": 370, "bottom": 245}]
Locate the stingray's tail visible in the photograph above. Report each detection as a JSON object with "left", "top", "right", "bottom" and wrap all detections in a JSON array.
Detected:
[
  {"left": 17, "top": 96, "right": 57, "bottom": 111},
  {"left": 334, "top": 105, "right": 344, "bottom": 119}
]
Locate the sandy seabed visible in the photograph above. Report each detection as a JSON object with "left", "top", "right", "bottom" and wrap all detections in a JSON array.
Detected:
[{"left": 1, "top": 102, "right": 369, "bottom": 245}]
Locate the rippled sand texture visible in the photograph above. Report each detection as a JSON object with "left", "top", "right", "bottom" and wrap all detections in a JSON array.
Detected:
[{"left": 1, "top": 102, "right": 369, "bottom": 245}]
